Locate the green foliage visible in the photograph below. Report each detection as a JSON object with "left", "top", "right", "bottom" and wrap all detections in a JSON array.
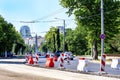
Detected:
[
  {"left": 40, "top": 42, "right": 47, "bottom": 53},
  {"left": 44, "top": 27, "right": 61, "bottom": 52},
  {"left": 0, "top": 15, "right": 25, "bottom": 56},
  {"left": 60, "top": 0, "right": 120, "bottom": 59},
  {"left": 65, "top": 28, "right": 88, "bottom": 55},
  {"left": 41, "top": 26, "right": 88, "bottom": 55}
]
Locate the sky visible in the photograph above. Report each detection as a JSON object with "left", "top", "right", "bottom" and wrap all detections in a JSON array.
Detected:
[{"left": 0, "top": 0, "right": 76, "bottom": 37}]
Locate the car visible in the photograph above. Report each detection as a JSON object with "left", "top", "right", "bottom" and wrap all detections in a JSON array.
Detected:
[
  {"left": 37, "top": 52, "right": 41, "bottom": 56},
  {"left": 54, "top": 51, "right": 63, "bottom": 57},
  {"left": 46, "top": 51, "right": 54, "bottom": 58},
  {"left": 64, "top": 52, "right": 74, "bottom": 60}
]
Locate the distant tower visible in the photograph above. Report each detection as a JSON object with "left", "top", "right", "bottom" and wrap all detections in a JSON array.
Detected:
[{"left": 20, "top": 25, "right": 31, "bottom": 38}]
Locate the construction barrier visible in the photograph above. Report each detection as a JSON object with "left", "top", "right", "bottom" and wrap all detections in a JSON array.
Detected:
[
  {"left": 45, "top": 58, "right": 54, "bottom": 67},
  {"left": 111, "top": 58, "right": 120, "bottom": 69},
  {"left": 77, "top": 58, "right": 88, "bottom": 72},
  {"left": 28, "top": 56, "right": 34, "bottom": 65},
  {"left": 100, "top": 54, "right": 106, "bottom": 72}
]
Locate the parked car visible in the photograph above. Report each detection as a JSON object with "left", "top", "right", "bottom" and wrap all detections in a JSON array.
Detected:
[
  {"left": 37, "top": 52, "right": 41, "bottom": 56},
  {"left": 46, "top": 52, "right": 54, "bottom": 58},
  {"left": 64, "top": 52, "right": 74, "bottom": 60},
  {"left": 54, "top": 51, "right": 63, "bottom": 57}
]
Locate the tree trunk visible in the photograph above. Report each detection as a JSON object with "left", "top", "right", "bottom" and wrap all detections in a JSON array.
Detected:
[{"left": 92, "top": 39, "right": 98, "bottom": 60}]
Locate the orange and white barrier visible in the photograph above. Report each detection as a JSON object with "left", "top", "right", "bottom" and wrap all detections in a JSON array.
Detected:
[
  {"left": 45, "top": 58, "right": 54, "bottom": 67},
  {"left": 28, "top": 55, "right": 34, "bottom": 65},
  {"left": 100, "top": 54, "right": 106, "bottom": 72},
  {"left": 58, "top": 53, "right": 64, "bottom": 68},
  {"left": 77, "top": 58, "right": 88, "bottom": 72}
]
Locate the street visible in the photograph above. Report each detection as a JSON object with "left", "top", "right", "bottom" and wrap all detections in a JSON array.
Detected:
[{"left": 0, "top": 68, "right": 58, "bottom": 80}]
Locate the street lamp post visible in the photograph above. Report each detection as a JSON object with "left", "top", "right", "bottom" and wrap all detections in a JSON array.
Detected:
[{"left": 55, "top": 18, "right": 65, "bottom": 52}]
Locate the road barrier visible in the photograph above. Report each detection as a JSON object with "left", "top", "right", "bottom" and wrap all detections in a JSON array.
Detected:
[
  {"left": 77, "top": 58, "right": 88, "bottom": 72},
  {"left": 45, "top": 58, "right": 54, "bottom": 67},
  {"left": 28, "top": 56, "right": 34, "bottom": 65},
  {"left": 111, "top": 58, "right": 120, "bottom": 69}
]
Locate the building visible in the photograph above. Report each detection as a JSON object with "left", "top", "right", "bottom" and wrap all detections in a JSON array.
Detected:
[{"left": 20, "top": 25, "right": 31, "bottom": 38}]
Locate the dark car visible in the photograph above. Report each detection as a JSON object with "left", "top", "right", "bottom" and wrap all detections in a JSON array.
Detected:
[{"left": 54, "top": 51, "right": 63, "bottom": 57}]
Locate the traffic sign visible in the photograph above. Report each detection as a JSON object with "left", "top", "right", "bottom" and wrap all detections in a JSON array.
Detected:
[{"left": 100, "top": 34, "right": 105, "bottom": 39}]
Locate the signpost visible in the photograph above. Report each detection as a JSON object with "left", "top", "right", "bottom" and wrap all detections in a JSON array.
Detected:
[{"left": 100, "top": 0, "right": 106, "bottom": 73}]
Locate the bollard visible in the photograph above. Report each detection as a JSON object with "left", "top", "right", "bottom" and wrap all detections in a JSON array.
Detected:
[
  {"left": 45, "top": 58, "right": 54, "bottom": 67},
  {"left": 77, "top": 58, "right": 88, "bottom": 72}
]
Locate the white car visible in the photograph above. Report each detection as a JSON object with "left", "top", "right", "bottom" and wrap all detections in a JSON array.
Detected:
[{"left": 64, "top": 52, "right": 74, "bottom": 60}]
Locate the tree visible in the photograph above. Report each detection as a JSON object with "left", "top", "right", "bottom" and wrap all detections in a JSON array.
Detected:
[
  {"left": 60, "top": 0, "right": 120, "bottom": 59},
  {"left": 56, "top": 28, "right": 60, "bottom": 51},
  {"left": 0, "top": 15, "right": 25, "bottom": 56},
  {"left": 44, "top": 27, "right": 59, "bottom": 52}
]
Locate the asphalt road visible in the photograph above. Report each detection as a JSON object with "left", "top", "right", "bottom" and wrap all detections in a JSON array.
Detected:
[{"left": 0, "top": 67, "right": 58, "bottom": 80}]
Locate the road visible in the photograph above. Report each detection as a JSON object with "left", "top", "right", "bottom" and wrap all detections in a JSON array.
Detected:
[
  {"left": 0, "top": 68, "right": 58, "bottom": 80},
  {"left": 0, "top": 56, "right": 120, "bottom": 80}
]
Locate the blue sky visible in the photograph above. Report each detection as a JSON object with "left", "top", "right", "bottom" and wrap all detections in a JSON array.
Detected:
[{"left": 0, "top": 0, "right": 76, "bottom": 37}]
